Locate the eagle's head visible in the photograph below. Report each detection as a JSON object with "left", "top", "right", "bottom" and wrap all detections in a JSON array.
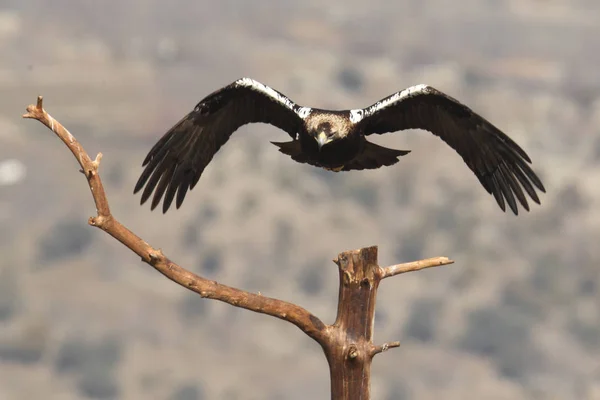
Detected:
[{"left": 310, "top": 121, "right": 347, "bottom": 151}]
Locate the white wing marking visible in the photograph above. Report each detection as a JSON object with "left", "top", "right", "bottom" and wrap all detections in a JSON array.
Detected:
[
  {"left": 349, "top": 109, "right": 364, "bottom": 123},
  {"left": 363, "top": 84, "right": 431, "bottom": 117},
  {"left": 235, "top": 77, "right": 311, "bottom": 119},
  {"left": 296, "top": 107, "right": 312, "bottom": 119}
]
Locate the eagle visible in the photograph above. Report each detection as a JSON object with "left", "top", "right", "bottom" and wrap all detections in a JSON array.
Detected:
[{"left": 134, "top": 77, "right": 545, "bottom": 215}]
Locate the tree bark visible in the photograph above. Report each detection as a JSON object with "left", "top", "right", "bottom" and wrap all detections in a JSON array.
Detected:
[{"left": 323, "top": 246, "right": 380, "bottom": 399}]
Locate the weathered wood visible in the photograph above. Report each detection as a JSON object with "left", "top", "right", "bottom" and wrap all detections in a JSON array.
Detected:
[{"left": 324, "top": 246, "right": 381, "bottom": 399}]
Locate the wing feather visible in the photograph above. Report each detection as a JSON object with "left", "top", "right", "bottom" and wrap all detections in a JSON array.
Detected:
[
  {"left": 353, "top": 85, "right": 545, "bottom": 214},
  {"left": 134, "top": 78, "right": 308, "bottom": 212}
]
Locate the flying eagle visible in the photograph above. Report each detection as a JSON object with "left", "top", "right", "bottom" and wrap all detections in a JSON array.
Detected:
[{"left": 134, "top": 77, "right": 545, "bottom": 215}]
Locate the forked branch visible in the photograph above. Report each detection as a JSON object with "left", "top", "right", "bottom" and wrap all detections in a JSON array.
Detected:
[{"left": 23, "top": 96, "right": 453, "bottom": 399}]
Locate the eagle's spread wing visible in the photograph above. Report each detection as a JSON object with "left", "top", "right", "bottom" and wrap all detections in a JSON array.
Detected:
[
  {"left": 134, "top": 78, "right": 310, "bottom": 212},
  {"left": 352, "top": 85, "right": 545, "bottom": 214}
]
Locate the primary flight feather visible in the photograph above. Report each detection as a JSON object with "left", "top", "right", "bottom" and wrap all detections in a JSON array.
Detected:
[{"left": 134, "top": 78, "right": 545, "bottom": 214}]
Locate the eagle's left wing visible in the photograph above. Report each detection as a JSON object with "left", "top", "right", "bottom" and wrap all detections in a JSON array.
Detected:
[
  {"left": 134, "top": 78, "right": 310, "bottom": 213},
  {"left": 351, "top": 85, "right": 545, "bottom": 214}
]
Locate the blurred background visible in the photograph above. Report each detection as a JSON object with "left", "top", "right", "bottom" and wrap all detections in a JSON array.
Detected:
[{"left": 1, "top": 0, "right": 600, "bottom": 399}]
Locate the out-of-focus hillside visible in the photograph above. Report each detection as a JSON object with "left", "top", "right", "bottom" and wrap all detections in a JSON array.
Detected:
[{"left": 1, "top": 0, "right": 600, "bottom": 399}]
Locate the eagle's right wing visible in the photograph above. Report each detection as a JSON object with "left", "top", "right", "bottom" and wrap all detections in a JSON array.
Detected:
[
  {"left": 134, "top": 78, "right": 310, "bottom": 213},
  {"left": 351, "top": 84, "right": 545, "bottom": 215}
]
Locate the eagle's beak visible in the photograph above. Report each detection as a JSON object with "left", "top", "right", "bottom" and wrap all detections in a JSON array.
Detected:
[{"left": 316, "top": 132, "right": 329, "bottom": 150}]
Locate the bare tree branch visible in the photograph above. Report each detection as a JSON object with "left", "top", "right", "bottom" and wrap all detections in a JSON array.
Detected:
[
  {"left": 370, "top": 341, "right": 401, "bottom": 357},
  {"left": 23, "top": 96, "right": 454, "bottom": 399},
  {"left": 381, "top": 256, "right": 454, "bottom": 278},
  {"left": 22, "top": 96, "right": 328, "bottom": 345}
]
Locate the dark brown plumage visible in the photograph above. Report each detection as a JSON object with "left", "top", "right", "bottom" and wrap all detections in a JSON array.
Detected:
[{"left": 134, "top": 78, "right": 545, "bottom": 214}]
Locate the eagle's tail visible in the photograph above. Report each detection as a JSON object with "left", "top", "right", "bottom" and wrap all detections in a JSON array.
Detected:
[
  {"left": 272, "top": 140, "right": 410, "bottom": 171},
  {"left": 342, "top": 141, "right": 410, "bottom": 171}
]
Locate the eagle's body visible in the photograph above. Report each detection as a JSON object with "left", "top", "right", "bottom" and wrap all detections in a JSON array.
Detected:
[
  {"left": 135, "top": 78, "right": 545, "bottom": 215},
  {"left": 272, "top": 109, "right": 408, "bottom": 172}
]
